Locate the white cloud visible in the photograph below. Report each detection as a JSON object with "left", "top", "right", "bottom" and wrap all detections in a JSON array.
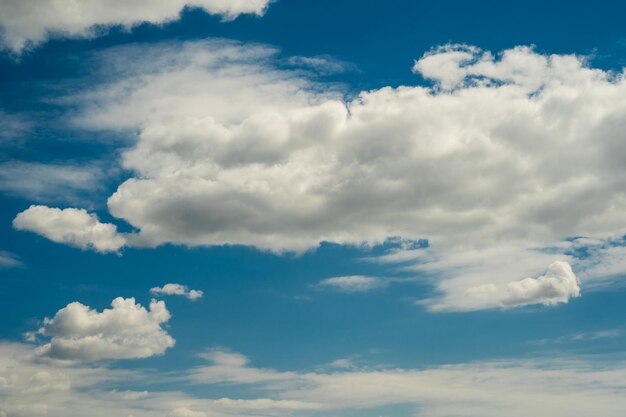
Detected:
[
  {"left": 151, "top": 283, "right": 204, "bottom": 300},
  {"left": 13, "top": 42, "right": 626, "bottom": 310},
  {"left": 464, "top": 261, "right": 580, "bottom": 309},
  {"left": 13, "top": 205, "right": 126, "bottom": 253},
  {"left": 0, "top": 0, "right": 271, "bottom": 53},
  {"left": 0, "top": 162, "right": 104, "bottom": 204},
  {"left": 169, "top": 408, "right": 206, "bottom": 417},
  {"left": 188, "top": 349, "right": 626, "bottom": 417},
  {"left": 3, "top": 342, "right": 626, "bottom": 417},
  {"left": 30, "top": 297, "right": 174, "bottom": 362},
  {"left": 318, "top": 276, "right": 386, "bottom": 293}
]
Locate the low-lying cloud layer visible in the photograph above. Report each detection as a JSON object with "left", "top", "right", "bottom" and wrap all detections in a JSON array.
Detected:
[
  {"left": 12, "top": 41, "right": 626, "bottom": 310},
  {"left": 3, "top": 342, "right": 626, "bottom": 417},
  {"left": 0, "top": 0, "right": 271, "bottom": 53}
]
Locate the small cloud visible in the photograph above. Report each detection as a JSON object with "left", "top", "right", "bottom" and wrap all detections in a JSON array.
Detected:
[
  {"left": 464, "top": 261, "right": 581, "bottom": 309},
  {"left": 169, "top": 408, "right": 206, "bottom": 417},
  {"left": 13, "top": 205, "right": 126, "bottom": 253},
  {"left": 530, "top": 329, "right": 621, "bottom": 346},
  {"left": 318, "top": 275, "right": 386, "bottom": 293},
  {"left": 29, "top": 297, "right": 174, "bottom": 362},
  {"left": 151, "top": 283, "right": 203, "bottom": 301},
  {"left": 0, "top": 251, "right": 21, "bottom": 268},
  {"left": 328, "top": 358, "right": 356, "bottom": 369},
  {"left": 286, "top": 55, "right": 355, "bottom": 75}
]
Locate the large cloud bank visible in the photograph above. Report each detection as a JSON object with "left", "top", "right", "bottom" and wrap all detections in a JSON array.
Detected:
[
  {"left": 14, "top": 41, "right": 626, "bottom": 310},
  {"left": 0, "top": 0, "right": 271, "bottom": 53},
  {"left": 4, "top": 343, "right": 626, "bottom": 417}
]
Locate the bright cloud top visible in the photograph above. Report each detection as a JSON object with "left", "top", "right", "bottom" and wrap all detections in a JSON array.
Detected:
[
  {"left": 151, "top": 283, "right": 204, "bottom": 300},
  {"left": 0, "top": 0, "right": 271, "bottom": 53},
  {"left": 318, "top": 276, "right": 386, "bottom": 293},
  {"left": 29, "top": 297, "right": 174, "bottom": 362},
  {"left": 13, "top": 41, "right": 626, "bottom": 310}
]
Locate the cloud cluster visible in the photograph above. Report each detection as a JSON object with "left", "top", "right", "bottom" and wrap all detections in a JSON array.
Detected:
[
  {"left": 13, "top": 205, "right": 126, "bottom": 253},
  {"left": 30, "top": 297, "right": 174, "bottom": 362},
  {"left": 0, "top": 0, "right": 271, "bottom": 53},
  {"left": 13, "top": 41, "right": 626, "bottom": 310},
  {"left": 151, "top": 283, "right": 204, "bottom": 300}
]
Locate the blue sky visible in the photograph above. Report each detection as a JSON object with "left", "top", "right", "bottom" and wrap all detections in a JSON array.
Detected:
[{"left": 2, "top": 1, "right": 626, "bottom": 416}]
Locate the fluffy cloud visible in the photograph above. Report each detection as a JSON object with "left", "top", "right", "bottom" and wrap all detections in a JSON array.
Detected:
[
  {"left": 13, "top": 41, "right": 626, "bottom": 310},
  {"left": 0, "top": 0, "right": 271, "bottom": 53},
  {"left": 30, "top": 297, "right": 174, "bottom": 362},
  {"left": 465, "top": 261, "right": 580, "bottom": 309},
  {"left": 318, "top": 276, "right": 386, "bottom": 293},
  {"left": 151, "top": 283, "right": 204, "bottom": 300},
  {"left": 13, "top": 205, "right": 126, "bottom": 253}
]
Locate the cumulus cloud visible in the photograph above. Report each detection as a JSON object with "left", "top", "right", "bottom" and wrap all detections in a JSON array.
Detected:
[
  {"left": 0, "top": 0, "right": 271, "bottom": 53},
  {"left": 318, "top": 276, "right": 386, "bottom": 293},
  {"left": 30, "top": 297, "right": 174, "bottom": 362},
  {"left": 13, "top": 41, "right": 626, "bottom": 310},
  {"left": 13, "top": 205, "right": 126, "bottom": 253},
  {"left": 151, "top": 283, "right": 204, "bottom": 300},
  {"left": 464, "top": 261, "right": 580, "bottom": 309}
]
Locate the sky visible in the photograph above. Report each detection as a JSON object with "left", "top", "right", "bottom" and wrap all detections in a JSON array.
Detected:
[{"left": 1, "top": 1, "right": 626, "bottom": 416}]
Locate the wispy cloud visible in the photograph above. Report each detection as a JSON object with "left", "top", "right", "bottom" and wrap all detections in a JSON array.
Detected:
[{"left": 317, "top": 275, "right": 387, "bottom": 293}]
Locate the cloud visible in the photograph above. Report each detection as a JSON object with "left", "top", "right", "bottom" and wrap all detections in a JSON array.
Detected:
[
  {"left": 3, "top": 342, "right": 626, "bottom": 417},
  {"left": 318, "top": 276, "right": 386, "bottom": 293},
  {"left": 13, "top": 42, "right": 626, "bottom": 310},
  {"left": 0, "top": 111, "right": 30, "bottom": 142},
  {"left": 0, "top": 162, "right": 104, "bottom": 204},
  {"left": 0, "top": 0, "right": 271, "bottom": 53},
  {"left": 464, "top": 261, "right": 580, "bottom": 309},
  {"left": 151, "top": 283, "right": 204, "bottom": 300},
  {"left": 13, "top": 205, "right": 126, "bottom": 253},
  {"left": 0, "top": 251, "right": 21, "bottom": 268},
  {"left": 29, "top": 297, "right": 174, "bottom": 362},
  {"left": 188, "top": 349, "right": 626, "bottom": 417},
  {"left": 286, "top": 55, "right": 354, "bottom": 75},
  {"left": 169, "top": 408, "right": 206, "bottom": 417}
]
